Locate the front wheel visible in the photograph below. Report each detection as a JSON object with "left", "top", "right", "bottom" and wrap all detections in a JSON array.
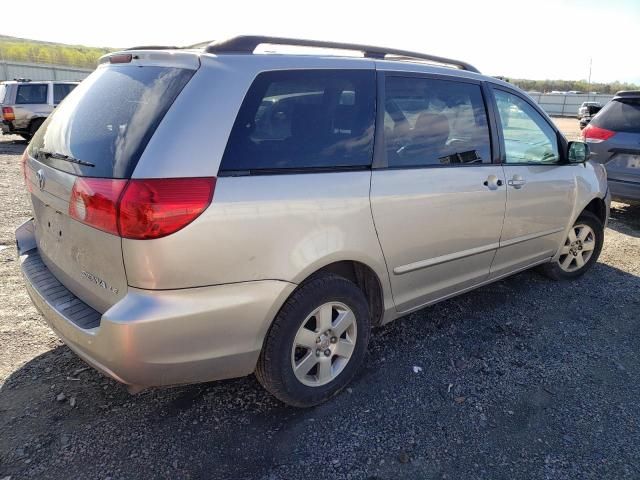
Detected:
[
  {"left": 256, "top": 274, "right": 371, "bottom": 407},
  {"left": 541, "top": 211, "right": 604, "bottom": 280}
]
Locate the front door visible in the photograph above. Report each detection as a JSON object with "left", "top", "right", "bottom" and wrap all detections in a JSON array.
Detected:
[
  {"left": 370, "top": 74, "right": 506, "bottom": 313},
  {"left": 489, "top": 87, "right": 577, "bottom": 278}
]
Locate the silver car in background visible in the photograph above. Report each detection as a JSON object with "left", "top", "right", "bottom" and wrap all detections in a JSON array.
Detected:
[
  {"left": 16, "top": 36, "right": 610, "bottom": 407},
  {"left": 0, "top": 80, "right": 78, "bottom": 140}
]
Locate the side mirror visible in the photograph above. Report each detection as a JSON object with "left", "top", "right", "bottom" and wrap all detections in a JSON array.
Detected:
[{"left": 568, "top": 141, "right": 590, "bottom": 163}]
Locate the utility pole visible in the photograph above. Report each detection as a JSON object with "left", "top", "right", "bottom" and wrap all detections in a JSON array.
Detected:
[{"left": 587, "top": 57, "right": 592, "bottom": 94}]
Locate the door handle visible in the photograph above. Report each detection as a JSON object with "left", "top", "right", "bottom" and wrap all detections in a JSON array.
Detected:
[
  {"left": 507, "top": 175, "right": 526, "bottom": 189},
  {"left": 483, "top": 175, "right": 503, "bottom": 190}
]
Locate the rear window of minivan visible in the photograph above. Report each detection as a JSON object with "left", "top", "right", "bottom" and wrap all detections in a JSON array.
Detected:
[
  {"left": 592, "top": 99, "right": 640, "bottom": 134},
  {"left": 28, "top": 65, "right": 195, "bottom": 178},
  {"left": 220, "top": 69, "right": 376, "bottom": 174}
]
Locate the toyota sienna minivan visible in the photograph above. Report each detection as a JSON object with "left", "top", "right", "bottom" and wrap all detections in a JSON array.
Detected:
[{"left": 16, "top": 36, "right": 610, "bottom": 407}]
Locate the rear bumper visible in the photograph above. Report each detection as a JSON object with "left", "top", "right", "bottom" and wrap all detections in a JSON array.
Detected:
[
  {"left": 16, "top": 219, "right": 296, "bottom": 387},
  {"left": 609, "top": 179, "right": 640, "bottom": 203},
  {"left": 0, "top": 122, "right": 11, "bottom": 134}
]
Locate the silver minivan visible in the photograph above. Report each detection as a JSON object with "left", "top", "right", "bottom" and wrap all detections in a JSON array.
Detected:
[{"left": 16, "top": 37, "right": 610, "bottom": 407}]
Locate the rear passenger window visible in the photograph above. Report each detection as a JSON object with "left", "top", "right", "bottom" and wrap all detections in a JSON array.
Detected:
[
  {"left": 53, "top": 84, "right": 76, "bottom": 104},
  {"left": 16, "top": 84, "right": 48, "bottom": 104},
  {"left": 384, "top": 77, "right": 491, "bottom": 167},
  {"left": 220, "top": 70, "right": 376, "bottom": 173}
]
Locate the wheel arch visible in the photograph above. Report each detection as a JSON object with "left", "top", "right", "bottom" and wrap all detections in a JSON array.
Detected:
[
  {"left": 580, "top": 196, "right": 607, "bottom": 226},
  {"left": 303, "top": 260, "right": 385, "bottom": 327},
  {"left": 552, "top": 194, "right": 607, "bottom": 264},
  {"left": 281, "top": 255, "right": 392, "bottom": 328}
]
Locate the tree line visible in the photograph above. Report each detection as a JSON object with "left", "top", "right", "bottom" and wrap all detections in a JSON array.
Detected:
[
  {"left": 1, "top": 36, "right": 638, "bottom": 93},
  {"left": 0, "top": 38, "right": 111, "bottom": 69},
  {"left": 508, "top": 78, "right": 639, "bottom": 95}
]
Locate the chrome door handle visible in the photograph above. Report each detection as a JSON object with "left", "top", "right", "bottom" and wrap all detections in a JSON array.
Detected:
[{"left": 507, "top": 176, "right": 526, "bottom": 189}]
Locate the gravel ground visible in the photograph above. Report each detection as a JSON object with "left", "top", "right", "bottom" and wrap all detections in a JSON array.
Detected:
[{"left": 1, "top": 118, "right": 639, "bottom": 480}]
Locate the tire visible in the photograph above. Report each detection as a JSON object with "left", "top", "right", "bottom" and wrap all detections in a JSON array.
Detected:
[
  {"left": 256, "top": 274, "right": 371, "bottom": 407},
  {"left": 541, "top": 211, "right": 604, "bottom": 281},
  {"left": 28, "top": 118, "right": 45, "bottom": 140}
]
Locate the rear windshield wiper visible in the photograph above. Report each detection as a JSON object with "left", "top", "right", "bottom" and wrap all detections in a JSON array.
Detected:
[{"left": 39, "top": 150, "right": 95, "bottom": 167}]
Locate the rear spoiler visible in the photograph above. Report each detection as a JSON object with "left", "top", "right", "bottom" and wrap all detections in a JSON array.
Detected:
[{"left": 98, "top": 50, "right": 200, "bottom": 70}]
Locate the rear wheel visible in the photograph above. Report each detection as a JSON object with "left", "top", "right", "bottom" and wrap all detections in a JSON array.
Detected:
[
  {"left": 27, "top": 118, "right": 45, "bottom": 141},
  {"left": 541, "top": 211, "right": 604, "bottom": 280},
  {"left": 256, "top": 274, "right": 371, "bottom": 407}
]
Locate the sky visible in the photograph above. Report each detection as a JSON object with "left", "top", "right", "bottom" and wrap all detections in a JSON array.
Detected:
[{"left": 3, "top": 0, "right": 639, "bottom": 84}]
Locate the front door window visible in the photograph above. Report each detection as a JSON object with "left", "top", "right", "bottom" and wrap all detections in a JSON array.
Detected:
[{"left": 494, "top": 90, "right": 559, "bottom": 164}]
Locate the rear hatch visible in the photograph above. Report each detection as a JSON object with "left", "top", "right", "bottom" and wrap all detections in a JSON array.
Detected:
[
  {"left": 587, "top": 96, "right": 640, "bottom": 185},
  {"left": 24, "top": 56, "right": 197, "bottom": 313}
]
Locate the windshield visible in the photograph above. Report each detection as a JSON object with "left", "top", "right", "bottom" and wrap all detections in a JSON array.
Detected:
[{"left": 28, "top": 65, "right": 195, "bottom": 178}]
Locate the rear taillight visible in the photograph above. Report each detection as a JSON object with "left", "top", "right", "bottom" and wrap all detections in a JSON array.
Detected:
[
  {"left": 583, "top": 124, "right": 616, "bottom": 143},
  {"left": 69, "top": 178, "right": 128, "bottom": 236},
  {"left": 69, "top": 177, "right": 216, "bottom": 239},
  {"left": 21, "top": 149, "right": 32, "bottom": 193},
  {"left": 118, "top": 178, "right": 215, "bottom": 240},
  {"left": 2, "top": 107, "right": 15, "bottom": 121}
]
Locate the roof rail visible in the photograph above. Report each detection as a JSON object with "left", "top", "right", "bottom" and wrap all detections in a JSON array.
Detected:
[
  {"left": 186, "top": 40, "right": 216, "bottom": 49},
  {"left": 204, "top": 36, "right": 480, "bottom": 73},
  {"left": 125, "top": 45, "right": 181, "bottom": 51}
]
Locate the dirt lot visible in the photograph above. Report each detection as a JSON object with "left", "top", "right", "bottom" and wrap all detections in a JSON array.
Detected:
[
  {"left": 1, "top": 118, "right": 639, "bottom": 479},
  {"left": 552, "top": 116, "right": 585, "bottom": 142}
]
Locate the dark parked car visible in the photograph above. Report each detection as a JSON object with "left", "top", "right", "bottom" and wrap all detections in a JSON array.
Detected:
[
  {"left": 579, "top": 104, "right": 603, "bottom": 129},
  {"left": 584, "top": 91, "right": 640, "bottom": 203},
  {"left": 578, "top": 101, "right": 601, "bottom": 119}
]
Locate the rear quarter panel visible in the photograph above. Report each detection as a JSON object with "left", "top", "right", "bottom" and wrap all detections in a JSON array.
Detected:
[{"left": 121, "top": 172, "right": 393, "bottom": 312}]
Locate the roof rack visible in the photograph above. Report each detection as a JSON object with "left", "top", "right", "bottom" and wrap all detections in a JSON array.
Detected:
[
  {"left": 125, "top": 45, "right": 181, "bottom": 51},
  {"left": 204, "top": 36, "right": 480, "bottom": 73},
  {"left": 186, "top": 40, "right": 215, "bottom": 49}
]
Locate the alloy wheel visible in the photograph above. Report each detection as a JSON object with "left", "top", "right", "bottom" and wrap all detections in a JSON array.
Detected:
[
  {"left": 557, "top": 223, "right": 596, "bottom": 272},
  {"left": 291, "top": 302, "right": 357, "bottom": 387}
]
